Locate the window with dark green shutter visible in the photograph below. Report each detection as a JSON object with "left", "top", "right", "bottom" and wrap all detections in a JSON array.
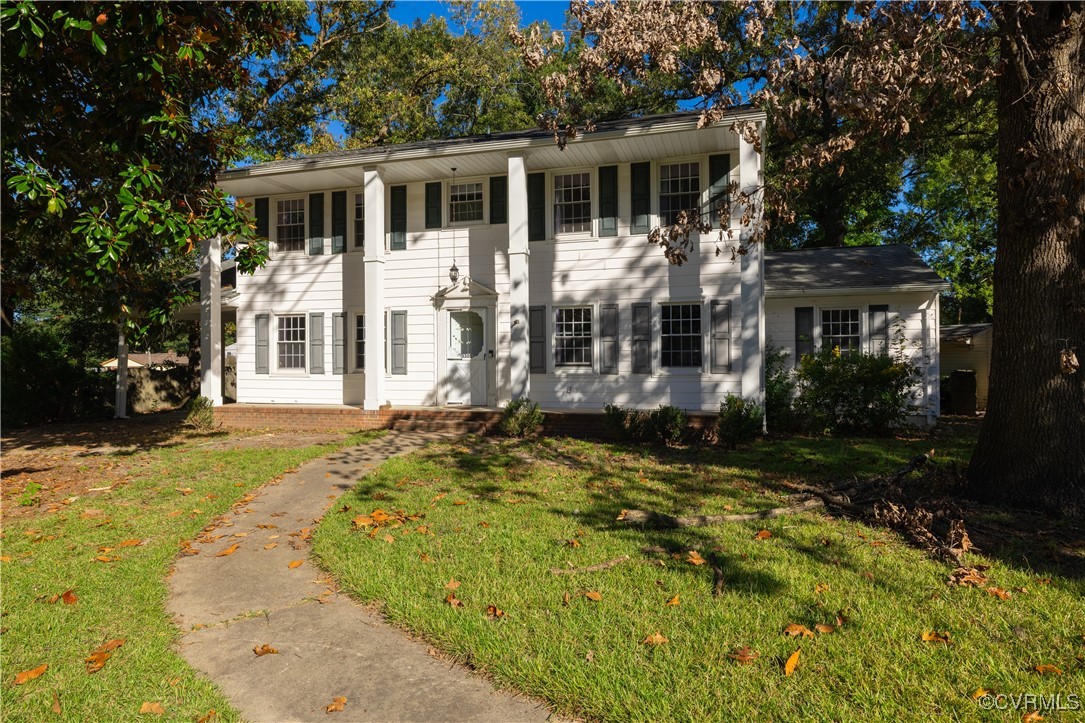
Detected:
[
  {"left": 255, "top": 198, "right": 269, "bottom": 240},
  {"left": 255, "top": 313, "right": 269, "bottom": 374},
  {"left": 632, "top": 302, "right": 651, "bottom": 373},
  {"left": 527, "top": 172, "right": 545, "bottom": 241},
  {"left": 529, "top": 306, "right": 545, "bottom": 373},
  {"left": 390, "top": 186, "right": 407, "bottom": 250},
  {"left": 309, "top": 313, "right": 325, "bottom": 373},
  {"left": 600, "top": 303, "right": 618, "bottom": 374},
  {"left": 425, "top": 182, "right": 442, "bottom": 229},
  {"left": 489, "top": 176, "right": 507, "bottom": 224},
  {"left": 711, "top": 300, "right": 731, "bottom": 373},
  {"left": 795, "top": 307, "right": 814, "bottom": 363},
  {"left": 390, "top": 310, "right": 407, "bottom": 374},
  {"left": 331, "top": 191, "right": 346, "bottom": 253},
  {"left": 869, "top": 304, "right": 890, "bottom": 355},
  {"left": 598, "top": 166, "right": 618, "bottom": 237},
  {"left": 706, "top": 154, "right": 731, "bottom": 225},
  {"left": 630, "top": 162, "right": 651, "bottom": 233},
  {"left": 309, "top": 193, "right": 324, "bottom": 255}
]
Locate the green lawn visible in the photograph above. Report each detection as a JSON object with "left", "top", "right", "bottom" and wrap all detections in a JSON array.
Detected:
[
  {"left": 1, "top": 426, "right": 376, "bottom": 722},
  {"left": 314, "top": 431, "right": 1085, "bottom": 722}
]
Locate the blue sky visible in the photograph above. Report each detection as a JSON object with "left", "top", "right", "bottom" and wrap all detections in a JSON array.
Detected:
[{"left": 389, "top": 1, "right": 572, "bottom": 31}]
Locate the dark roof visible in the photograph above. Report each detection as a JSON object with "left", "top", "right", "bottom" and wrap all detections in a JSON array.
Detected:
[
  {"left": 220, "top": 109, "right": 752, "bottom": 178},
  {"left": 941, "top": 323, "right": 992, "bottom": 341},
  {"left": 765, "top": 245, "right": 948, "bottom": 294}
]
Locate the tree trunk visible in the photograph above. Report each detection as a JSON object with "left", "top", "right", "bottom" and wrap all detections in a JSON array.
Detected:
[{"left": 967, "top": 2, "right": 1085, "bottom": 514}]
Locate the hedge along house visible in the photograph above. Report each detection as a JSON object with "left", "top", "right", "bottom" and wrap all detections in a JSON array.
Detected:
[
  {"left": 764, "top": 245, "right": 951, "bottom": 425},
  {"left": 199, "top": 110, "right": 769, "bottom": 420}
]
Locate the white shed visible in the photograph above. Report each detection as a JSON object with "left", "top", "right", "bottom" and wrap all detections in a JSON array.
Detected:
[{"left": 940, "top": 323, "right": 992, "bottom": 411}]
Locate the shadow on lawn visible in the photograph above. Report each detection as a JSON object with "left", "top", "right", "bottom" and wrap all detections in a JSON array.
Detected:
[{"left": 1, "top": 410, "right": 200, "bottom": 455}]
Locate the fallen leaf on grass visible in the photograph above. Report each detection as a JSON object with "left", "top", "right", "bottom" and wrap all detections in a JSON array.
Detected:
[
  {"left": 784, "top": 649, "right": 801, "bottom": 676},
  {"left": 562, "top": 591, "right": 571, "bottom": 606},
  {"left": 815, "top": 623, "right": 836, "bottom": 634},
  {"left": 177, "top": 488, "right": 194, "bottom": 496},
  {"left": 486, "top": 605, "right": 506, "bottom": 619},
  {"left": 567, "top": 539, "right": 581, "bottom": 548},
  {"left": 14, "top": 663, "right": 47, "bottom": 685},
  {"left": 214, "top": 544, "right": 239, "bottom": 557},
  {"left": 686, "top": 550, "right": 706, "bottom": 566},
  {"left": 263, "top": 543, "right": 278, "bottom": 550},
  {"left": 972, "top": 688, "right": 991, "bottom": 699},
  {"left": 921, "top": 631, "right": 951, "bottom": 644},
  {"left": 728, "top": 647, "right": 759, "bottom": 665},
  {"left": 351, "top": 515, "right": 373, "bottom": 529},
  {"left": 95, "top": 555, "right": 117, "bottom": 563},
  {"left": 986, "top": 587, "right": 1012, "bottom": 600},
  {"left": 445, "top": 593, "right": 464, "bottom": 608},
  {"left": 118, "top": 539, "right": 142, "bottom": 548},
  {"left": 253, "top": 644, "right": 279, "bottom": 657},
  {"left": 445, "top": 579, "right": 461, "bottom": 590},
  {"left": 1033, "top": 664, "right": 1062, "bottom": 675},
  {"left": 85, "top": 652, "right": 112, "bottom": 674},
  {"left": 418, "top": 553, "right": 433, "bottom": 563},
  {"left": 814, "top": 582, "right": 830, "bottom": 595},
  {"left": 52, "top": 692, "right": 62, "bottom": 713},
  {"left": 1022, "top": 712, "right": 1044, "bottom": 723},
  {"left": 453, "top": 500, "right": 467, "bottom": 506},
  {"left": 948, "top": 566, "right": 989, "bottom": 587},
  {"left": 196, "top": 710, "right": 217, "bottom": 723},
  {"left": 382, "top": 534, "right": 395, "bottom": 544},
  {"left": 642, "top": 631, "right": 668, "bottom": 646},
  {"left": 0, "top": 555, "right": 11, "bottom": 563},
  {"left": 584, "top": 591, "right": 602, "bottom": 602},
  {"left": 288, "top": 560, "right": 304, "bottom": 569},
  {"left": 755, "top": 529, "right": 773, "bottom": 540},
  {"left": 138, "top": 702, "right": 164, "bottom": 715},
  {"left": 783, "top": 624, "right": 815, "bottom": 639},
  {"left": 870, "top": 540, "right": 886, "bottom": 547},
  {"left": 324, "top": 696, "right": 347, "bottom": 713},
  {"left": 665, "top": 595, "right": 680, "bottom": 606}
]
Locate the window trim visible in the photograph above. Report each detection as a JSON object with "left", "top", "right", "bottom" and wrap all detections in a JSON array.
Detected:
[
  {"left": 819, "top": 307, "right": 863, "bottom": 354},
  {"left": 272, "top": 196, "right": 308, "bottom": 256},
  {"left": 658, "top": 301, "right": 705, "bottom": 371},
  {"left": 349, "top": 188, "right": 365, "bottom": 252},
  {"left": 349, "top": 309, "right": 365, "bottom": 373},
  {"left": 656, "top": 157, "right": 705, "bottom": 228},
  {"left": 446, "top": 177, "right": 488, "bottom": 227},
  {"left": 274, "top": 312, "right": 308, "bottom": 374},
  {"left": 550, "top": 169, "right": 595, "bottom": 238},
  {"left": 553, "top": 305, "right": 595, "bottom": 370}
]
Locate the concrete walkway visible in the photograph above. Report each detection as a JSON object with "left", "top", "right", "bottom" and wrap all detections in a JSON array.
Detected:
[{"left": 168, "top": 432, "right": 556, "bottom": 723}]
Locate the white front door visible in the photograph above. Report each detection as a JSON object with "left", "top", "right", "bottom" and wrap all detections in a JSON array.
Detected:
[{"left": 447, "top": 310, "right": 487, "bottom": 405}]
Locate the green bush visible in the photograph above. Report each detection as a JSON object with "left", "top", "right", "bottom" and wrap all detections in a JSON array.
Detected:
[
  {"left": 647, "top": 404, "right": 688, "bottom": 445},
  {"left": 764, "top": 345, "right": 800, "bottom": 433},
  {"left": 602, "top": 403, "right": 630, "bottom": 438},
  {"left": 602, "top": 403, "right": 688, "bottom": 445},
  {"left": 183, "top": 395, "right": 217, "bottom": 431},
  {"left": 498, "top": 398, "right": 544, "bottom": 437},
  {"left": 795, "top": 347, "right": 921, "bottom": 434},
  {"left": 716, "top": 395, "right": 764, "bottom": 449}
]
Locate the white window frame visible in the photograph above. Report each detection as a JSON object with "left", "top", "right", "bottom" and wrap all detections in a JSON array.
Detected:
[
  {"left": 273, "top": 197, "right": 307, "bottom": 256},
  {"left": 350, "top": 188, "right": 365, "bottom": 252},
  {"left": 819, "top": 307, "right": 863, "bottom": 354},
  {"left": 351, "top": 310, "right": 365, "bottom": 373},
  {"left": 553, "top": 305, "right": 594, "bottom": 370},
  {"left": 551, "top": 170, "right": 594, "bottom": 237},
  {"left": 447, "top": 178, "right": 487, "bottom": 227},
  {"left": 656, "top": 158, "right": 705, "bottom": 228},
  {"left": 659, "top": 301, "right": 704, "bottom": 371},
  {"left": 274, "top": 312, "right": 307, "bottom": 373}
]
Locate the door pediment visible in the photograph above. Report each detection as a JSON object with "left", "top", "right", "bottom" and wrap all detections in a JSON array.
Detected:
[{"left": 432, "top": 277, "right": 499, "bottom": 306}]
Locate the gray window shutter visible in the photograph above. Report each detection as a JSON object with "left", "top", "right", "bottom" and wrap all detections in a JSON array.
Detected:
[
  {"left": 600, "top": 303, "right": 619, "bottom": 374},
  {"left": 630, "top": 162, "right": 651, "bottom": 234},
  {"left": 255, "top": 313, "right": 269, "bottom": 374},
  {"left": 309, "top": 313, "right": 325, "bottom": 374},
  {"left": 331, "top": 191, "right": 347, "bottom": 253},
  {"left": 489, "top": 176, "right": 507, "bottom": 224},
  {"left": 308, "top": 193, "right": 324, "bottom": 255},
  {"left": 707, "top": 154, "right": 731, "bottom": 225},
  {"left": 390, "top": 310, "right": 407, "bottom": 375},
  {"left": 869, "top": 304, "right": 890, "bottom": 354},
  {"left": 795, "top": 307, "right": 814, "bottom": 362},
  {"left": 598, "top": 166, "right": 618, "bottom": 237},
  {"left": 425, "top": 182, "right": 442, "bottom": 229},
  {"left": 711, "top": 300, "right": 732, "bottom": 373},
  {"left": 255, "top": 198, "right": 269, "bottom": 240},
  {"left": 632, "top": 302, "right": 651, "bottom": 373},
  {"left": 529, "top": 305, "right": 545, "bottom": 373},
  {"left": 390, "top": 186, "right": 407, "bottom": 250},
  {"left": 527, "top": 172, "right": 545, "bottom": 241},
  {"left": 332, "top": 312, "right": 345, "bottom": 375}
]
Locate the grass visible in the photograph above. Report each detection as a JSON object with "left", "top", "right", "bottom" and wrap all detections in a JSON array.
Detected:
[
  {"left": 314, "top": 431, "right": 1085, "bottom": 721},
  {"left": 1, "top": 427, "right": 377, "bottom": 722}
]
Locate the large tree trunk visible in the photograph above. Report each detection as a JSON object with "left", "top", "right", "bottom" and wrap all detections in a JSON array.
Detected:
[{"left": 967, "top": 2, "right": 1085, "bottom": 514}]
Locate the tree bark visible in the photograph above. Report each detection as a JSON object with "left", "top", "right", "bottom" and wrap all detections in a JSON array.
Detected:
[{"left": 967, "top": 2, "right": 1085, "bottom": 514}]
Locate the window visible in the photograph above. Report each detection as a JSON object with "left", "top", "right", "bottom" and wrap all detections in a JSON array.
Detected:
[
  {"left": 555, "top": 307, "right": 592, "bottom": 367},
  {"left": 354, "top": 314, "right": 365, "bottom": 370},
  {"left": 276, "top": 199, "right": 305, "bottom": 252},
  {"left": 277, "top": 315, "right": 306, "bottom": 369},
  {"left": 659, "top": 162, "right": 700, "bottom": 226},
  {"left": 661, "top": 304, "right": 702, "bottom": 368},
  {"left": 353, "top": 193, "right": 364, "bottom": 248},
  {"left": 553, "top": 172, "right": 591, "bottom": 234},
  {"left": 449, "top": 182, "right": 483, "bottom": 223},
  {"left": 821, "top": 309, "right": 861, "bottom": 352}
]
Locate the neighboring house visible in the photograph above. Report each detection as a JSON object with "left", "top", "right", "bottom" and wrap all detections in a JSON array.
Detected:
[
  {"left": 940, "top": 323, "right": 992, "bottom": 411},
  {"left": 765, "top": 245, "right": 950, "bottom": 423},
  {"left": 197, "top": 109, "right": 946, "bottom": 423},
  {"left": 100, "top": 352, "right": 189, "bottom": 370}
]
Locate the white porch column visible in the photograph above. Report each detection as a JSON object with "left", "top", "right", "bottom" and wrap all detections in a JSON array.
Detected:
[
  {"left": 738, "top": 125, "right": 765, "bottom": 409},
  {"left": 199, "top": 234, "right": 223, "bottom": 406},
  {"left": 363, "top": 166, "right": 387, "bottom": 410},
  {"left": 507, "top": 152, "right": 531, "bottom": 400}
]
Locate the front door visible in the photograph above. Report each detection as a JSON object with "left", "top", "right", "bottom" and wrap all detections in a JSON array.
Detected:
[{"left": 447, "top": 309, "right": 487, "bottom": 405}]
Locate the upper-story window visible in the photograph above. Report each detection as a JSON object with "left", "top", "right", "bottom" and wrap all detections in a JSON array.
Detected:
[
  {"left": 659, "top": 162, "right": 701, "bottom": 226},
  {"left": 353, "top": 193, "right": 364, "bottom": 248},
  {"left": 553, "top": 172, "right": 591, "bottom": 234},
  {"left": 449, "top": 182, "right": 484, "bottom": 223},
  {"left": 276, "top": 198, "right": 305, "bottom": 253},
  {"left": 821, "top": 309, "right": 861, "bottom": 353},
  {"left": 661, "top": 303, "right": 702, "bottom": 368}
]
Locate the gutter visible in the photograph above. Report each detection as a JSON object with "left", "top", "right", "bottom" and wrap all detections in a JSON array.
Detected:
[{"left": 766, "top": 283, "right": 951, "bottom": 298}]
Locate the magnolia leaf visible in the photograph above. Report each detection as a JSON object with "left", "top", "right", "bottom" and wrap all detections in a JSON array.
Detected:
[
  {"left": 728, "top": 647, "right": 759, "bottom": 665},
  {"left": 138, "top": 702, "right": 165, "bottom": 716},
  {"left": 783, "top": 624, "right": 815, "bottom": 639},
  {"left": 665, "top": 594, "right": 680, "bottom": 606},
  {"left": 445, "top": 593, "right": 464, "bottom": 608},
  {"left": 214, "top": 544, "right": 239, "bottom": 557},
  {"left": 288, "top": 560, "right": 304, "bottom": 569},
  {"left": 784, "top": 649, "right": 800, "bottom": 676},
  {"left": 253, "top": 644, "right": 279, "bottom": 657},
  {"left": 13, "top": 663, "right": 47, "bottom": 685},
  {"left": 921, "top": 630, "right": 951, "bottom": 644},
  {"left": 324, "top": 696, "right": 347, "bottom": 713},
  {"left": 642, "top": 631, "right": 668, "bottom": 646},
  {"left": 1034, "top": 664, "right": 1062, "bottom": 675},
  {"left": 584, "top": 591, "right": 602, "bottom": 602}
]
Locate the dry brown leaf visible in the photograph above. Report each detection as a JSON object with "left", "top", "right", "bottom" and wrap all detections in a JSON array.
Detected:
[
  {"left": 562, "top": 591, "right": 571, "bottom": 606},
  {"left": 921, "top": 630, "right": 951, "bottom": 644},
  {"left": 95, "top": 555, "right": 117, "bottom": 563},
  {"left": 584, "top": 591, "right": 602, "bottom": 602},
  {"left": 383, "top": 534, "right": 395, "bottom": 544},
  {"left": 419, "top": 553, "right": 433, "bottom": 563},
  {"left": 665, "top": 594, "right": 680, "bottom": 606},
  {"left": 214, "top": 544, "right": 239, "bottom": 557},
  {"left": 972, "top": 688, "right": 991, "bottom": 699},
  {"left": 784, "top": 649, "right": 801, "bottom": 676},
  {"left": 453, "top": 500, "right": 467, "bottom": 506},
  {"left": 253, "top": 644, "right": 279, "bottom": 657},
  {"left": 288, "top": 560, "right": 304, "bottom": 569},
  {"left": 642, "top": 631, "right": 668, "bottom": 646},
  {"left": 948, "top": 566, "right": 989, "bottom": 587},
  {"left": 445, "top": 593, "right": 464, "bottom": 608},
  {"left": 96, "top": 638, "right": 125, "bottom": 653},
  {"left": 814, "top": 582, "right": 830, "bottom": 595},
  {"left": 263, "top": 543, "right": 278, "bottom": 550},
  {"left": 1021, "top": 712, "right": 1044, "bottom": 723},
  {"left": 324, "top": 696, "right": 347, "bottom": 713},
  {"left": 138, "top": 702, "right": 164, "bottom": 716},
  {"left": 177, "top": 488, "right": 194, "bottom": 496},
  {"left": 257, "top": 524, "right": 277, "bottom": 529},
  {"left": 0, "top": 555, "right": 11, "bottom": 563},
  {"left": 1033, "top": 664, "right": 1062, "bottom": 675},
  {"left": 13, "top": 663, "right": 47, "bottom": 685},
  {"left": 728, "top": 647, "right": 759, "bottom": 665},
  {"left": 52, "top": 692, "right": 62, "bottom": 714},
  {"left": 783, "top": 624, "right": 815, "bottom": 639},
  {"left": 445, "top": 579, "right": 461, "bottom": 590},
  {"left": 351, "top": 515, "right": 374, "bottom": 529},
  {"left": 84, "top": 652, "right": 111, "bottom": 674},
  {"left": 486, "top": 605, "right": 506, "bottom": 619},
  {"left": 196, "top": 710, "right": 217, "bottom": 723},
  {"left": 870, "top": 540, "right": 886, "bottom": 547},
  {"left": 118, "top": 539, "right": 142, "bottom": 548},
  {"left": 755, "top": 529, "right": 773, "bottom": 540},
  {"left": 686, "top": 550, "right": 706, "bottom": 566},
  {"left": 986, "top": 587, "right": 1012, "bottom": 600},
  {"left": 567, "top": 538, "right": 581, "bottom": 548},
  {"left": 815, "top": 623, "right": 836, "bottom": 634},
  {"left": 478, "top": 521, "right": 490, "bottom": 528},
  {"left": 616, "top": 510, "right": 628, "bottom": 520}
]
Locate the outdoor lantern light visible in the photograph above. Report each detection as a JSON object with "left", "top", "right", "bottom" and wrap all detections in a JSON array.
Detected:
[{"left": 449, "top": 261, "right": 460, "bottom": 284}]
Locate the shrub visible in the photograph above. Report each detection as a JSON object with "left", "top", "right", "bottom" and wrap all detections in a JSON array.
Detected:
[
  {"left": 183, "top": 396, "right": 217, "bottom": 431},
  {"left": 602, "top": 403, "right": 630, "bottom": 438},
  {"left": 603, "top": 403, "right": 687, "bottom": 445},
  {"left": 764, "top": 345, "right": 800, "bottom": 433},
  {"left": 647, "top": 404, "right": 688, "bottom": 446},
  {"left": 498, "top": 398, "right": 543, "bottom": 437},
  {"left": 795, "top": 347, "right": 921, "bottom": 434},
  {"left": 717, "top": 395, "right": 764, "bottom": 449}
]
